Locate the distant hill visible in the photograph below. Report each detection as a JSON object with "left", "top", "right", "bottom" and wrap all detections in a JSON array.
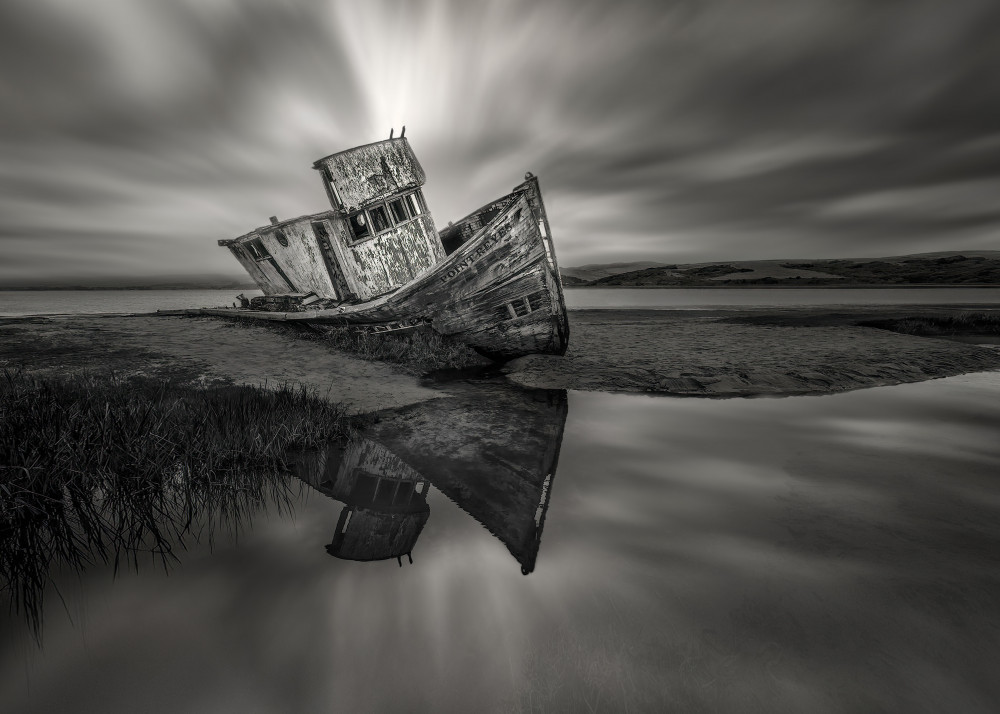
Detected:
[
  {"left": 560, "top": 261, "right": 673, "bottom": 283},
  {"left": 0, "top": 275, "right": 256, "bottom": 290},
  {"left": 561, "top": 252, "right": 1000, "bottom": 287}
]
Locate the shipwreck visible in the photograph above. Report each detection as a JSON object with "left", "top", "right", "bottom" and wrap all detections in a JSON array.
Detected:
[{"left": 210, "top": 134, "right": 569, "bottom": 360}]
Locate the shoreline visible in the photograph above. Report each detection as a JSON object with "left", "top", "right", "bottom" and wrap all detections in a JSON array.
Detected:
[
  {"left": 3, "top": 306, "right": 1000, "bottom": 401},
  {"left": 0, "top": 314, "right": 442, "bottom": 414},
  {"left": 564, "top": 284, "right": 1000, "bottom": 289},
  {"left": 501, "top": 307, "right": 1000, "bottom": 397},
  {"left": 5, "top": 283, "right": 1000, "bottom": 292}
]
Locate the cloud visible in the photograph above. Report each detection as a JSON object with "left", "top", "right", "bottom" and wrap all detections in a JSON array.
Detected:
[
  {"left": 815, "top": 180, "right": 1000, "bottom": 222},
  {"left": 2, "top": 0, "right": 1000, "bottom": 283},
  {"left": 670, "top": 136, "right": 891, "bottom": 182}
]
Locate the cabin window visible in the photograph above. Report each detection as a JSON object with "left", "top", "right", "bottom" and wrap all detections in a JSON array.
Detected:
[
  {"left": 369, "top": 205, "right": 391, "bottom": 233},
  {"left": 275, "top": 230, "right": 288, "bottom": 247},
  {"left": 353, "top": 474, "right": 378, "bottom": 503},
  {"left": 374, "top": 479, "right": 396, "bottom": 506},
  {"left": 389, "top": 198, "right": 408, "bottom": 225},
  {"left": 395, "top": 480, "right": 414, "bottom": 503},
  {"left": 501, "top": 290, "right": 547, "bottom": 320},
  {"left": 246, "top": 238, "right": 271, "bottom": 261},
  {"left": 349, "top": 212, "right": 370, "bottom": 241},
  {"left": 346, "top": 191, "right": 427, "bottom": 243}
]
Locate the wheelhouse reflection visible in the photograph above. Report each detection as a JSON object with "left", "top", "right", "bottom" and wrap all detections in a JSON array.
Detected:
[
  {"left": 292, "top": 385, "right": 567, "bottom": 573},
  {"left": 295, "top": 438, "right": 430, "bottom": 565}
]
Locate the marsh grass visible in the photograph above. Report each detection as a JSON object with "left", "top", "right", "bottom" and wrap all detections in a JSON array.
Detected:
[
  {"left": 859, "top": 311, "right": 1000, "bottom": 337},
  {"left": 0, "top": 370, "right": 352, "bottom": 638},
  {"left": 314, "top": 325, "right": 488, "bottom": 370},
  {"left": 219, "top": 316, "right": 489, "bottom": 372}
]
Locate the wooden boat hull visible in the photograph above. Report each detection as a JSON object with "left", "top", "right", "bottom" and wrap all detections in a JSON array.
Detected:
[{"left": 196, "top": 176, "right": 569, "bottom": 361}]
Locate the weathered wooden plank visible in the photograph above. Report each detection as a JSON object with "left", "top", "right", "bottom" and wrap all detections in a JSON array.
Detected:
[
  {"left": 312, "top": 138, "right": 425, "bottom": 212},
  {"left": 347, "top": 214, "right": 444, "bottom": 299},
  {"left": 215, "top": 149, "right": 569, "bottom": 359},
  {"left": 220, "top": 210, "right": 342, "bottom": 297}
]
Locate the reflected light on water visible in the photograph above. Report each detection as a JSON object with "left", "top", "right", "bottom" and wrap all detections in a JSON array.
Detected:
[{"left": 3, "top": 373, "right": 1000, "bottom": 712}]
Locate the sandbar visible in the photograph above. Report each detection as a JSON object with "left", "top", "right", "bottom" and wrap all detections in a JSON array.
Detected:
[
  {"left": 3, "top": 306, "right": 999, "bottom": 402},
  {"left": 502, "top": 307, "right": 1000, "bottom": 396},
  {"left": 0, "top": 315, "right": 439, "bottom": 413}
]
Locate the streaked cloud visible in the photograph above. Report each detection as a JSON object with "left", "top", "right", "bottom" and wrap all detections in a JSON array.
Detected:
[
  {"left": 671, "top": 136, "right": 891, "bottom": 182},
  {"left": 2, "top": 0, "right": 1000, "bottom": 284},
  {"left": 816, "top": 180, "right": 1000, "bottom": 222}
]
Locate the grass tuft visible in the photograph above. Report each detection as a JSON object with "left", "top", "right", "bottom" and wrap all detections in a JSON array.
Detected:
[
  {"left": 0, "top": 370, "right": 352, "bottom": 638},
  {"left": 859, "top": 311, "right": 1000, "bottom": 337},
  {"left": 217, "top": 316, "right": 489, "bottom": 373},
  {"left": 310, "top": 325, "right": 489, "bottom": 371}
]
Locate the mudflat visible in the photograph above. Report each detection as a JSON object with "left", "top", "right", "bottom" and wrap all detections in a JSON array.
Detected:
[
  {"left": 502, "top": 307, "right": 1000, "bottom": 396},
  {"left": 0, "top": 315, "right": 440, "bottom": 413},
  {"left": 3, "top": 307, "right": 1000, "bottom": 402}
]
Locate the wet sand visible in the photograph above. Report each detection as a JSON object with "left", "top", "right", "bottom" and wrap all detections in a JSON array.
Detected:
[
  {"left": 0, "top": 315, "right": 439, "bottom": 413},
  {"left": 3, "top": 307, "right": 1000, "bottom": 403},
  {"left": 502, "top": 307, "right": 1000, "bottom": 396}
]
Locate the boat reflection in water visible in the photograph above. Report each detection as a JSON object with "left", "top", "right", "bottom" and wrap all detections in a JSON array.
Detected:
[
  {"left": 291, "top": 384, "right": 568, "bottom": 573},
  {"left": 1, "top": 381, "right": 567, "bottom": 636},
  {"left": 294, "top": 438, "right": 431, "bottom": 565}
]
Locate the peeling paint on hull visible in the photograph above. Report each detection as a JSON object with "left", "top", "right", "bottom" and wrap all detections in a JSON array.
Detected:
[
  {"left": 204, "top": 178, "right": 568, "bottom": 360},
  {"left": 213, "top": 136, "right": 568, "bottom": 361}
]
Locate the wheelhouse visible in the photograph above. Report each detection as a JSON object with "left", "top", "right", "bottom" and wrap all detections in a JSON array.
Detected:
[{"left": 219, "top": 138, "right": 445, "bottom": 303}]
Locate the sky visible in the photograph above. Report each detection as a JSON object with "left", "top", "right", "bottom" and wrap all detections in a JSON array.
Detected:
[{"left": 3, "top": 0, "right": 1000, "bottom": 285}]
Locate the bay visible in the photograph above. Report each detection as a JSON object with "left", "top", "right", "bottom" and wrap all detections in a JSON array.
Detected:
[
  {"left": 0, "top": 289, "right": 262, "bottom": 317},
  {"left": 564, "top": 286, "right": 1000, "bottom": 309},
  {"left": 4, "top": 287, "right": 1000, "bottom": 317},
  {"left": 3, "top": 373, "right": 1000, "bottom": 712}
]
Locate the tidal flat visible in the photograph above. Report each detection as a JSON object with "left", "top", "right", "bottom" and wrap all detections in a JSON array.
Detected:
[
  {"left": 3, "top": 307, "right": 1000, "bottom": 401},
  {"left": 2, "top": 309, "right": 1000, "bottom": 712}
]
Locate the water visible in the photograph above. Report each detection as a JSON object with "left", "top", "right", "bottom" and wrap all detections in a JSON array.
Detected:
[
  {"left": 0, "top": 289, "right": 261, "bottom": 316},
  {"left": 3, "top": 374, "right": 1000, "bottom": 713},
  {"left": 564, "top": 286, "right": 1000, "bottom": 309},
  {"left": 4, "top": 287, "right": 1000, "bottom": 316}
]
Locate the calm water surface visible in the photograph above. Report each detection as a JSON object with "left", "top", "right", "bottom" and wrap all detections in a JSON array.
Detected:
[
  {"left": 3, "top": 373, "right": 1000, "bottom": 713},
  {"left": 564, "top": 286, "right": 1000, "bottom": 309},
  {"left": 0, "top": 289, "right": 262, "bottom": 316},
  {"left": 4, "top": 287, "right": 1000, "bottom": 315}
]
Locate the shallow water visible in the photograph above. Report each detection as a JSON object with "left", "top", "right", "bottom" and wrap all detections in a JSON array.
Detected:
[
  {"left": 4, "top": 286, "right": 1000, "bottom": 316},
  {"left": 0, "top": 289, "right": 262, "bottom": 316},
  {"left": 564, "top": 286, "right": 1000, "bottom": 309},
  {"left": 3, "top": 373, "right": 1000, "bottom": 713}
]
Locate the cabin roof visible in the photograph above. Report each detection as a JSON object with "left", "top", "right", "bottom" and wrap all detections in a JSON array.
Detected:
[
  {"left": 328, "top": 508, "right": 429, "bottom": 562},
  {"left": 219, "top": 208, "right": 342, "bottom": 245},
  {"left": 310, "top": 137, "right": 406, "bottom": 168},
  {"left": 311, "top": 138, "right": 425, "bottom": 211}
]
